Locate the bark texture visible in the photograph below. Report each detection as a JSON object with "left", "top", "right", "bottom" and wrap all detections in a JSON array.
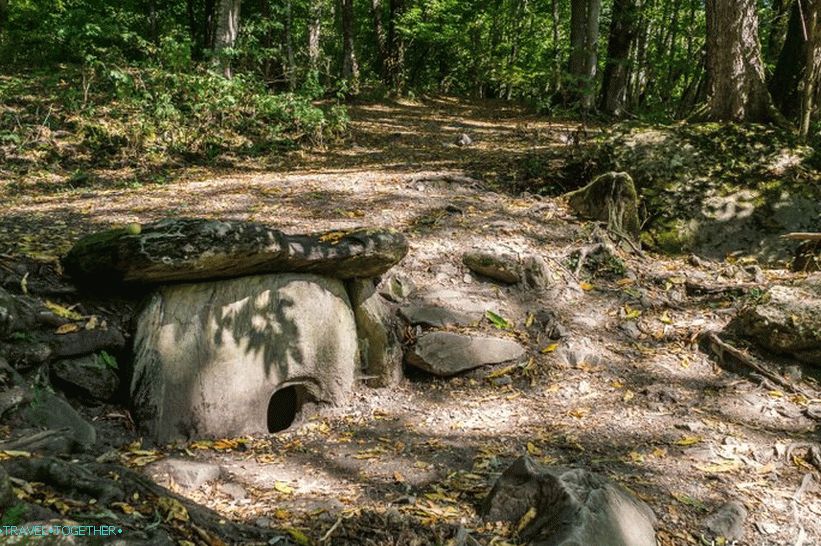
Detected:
[
  {"left": 568, "top": 0, "right": 602, "bottom": 110},
  {"left": 704, "top": 0, "right": 775, "bottom": 121},
  {"left": 600, "top": 0, "right": 639, "bottom": 115},
  {"left": 213, "top": 0, "right": 241, "bottom": 78}
]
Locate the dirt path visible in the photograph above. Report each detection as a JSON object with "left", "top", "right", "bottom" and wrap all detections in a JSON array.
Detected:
[{"left": 2, "top": 98, "right": 819, "bottom": 545}]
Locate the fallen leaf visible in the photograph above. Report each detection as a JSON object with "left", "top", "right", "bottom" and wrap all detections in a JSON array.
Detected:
[
  {"left": 540, "top": 343, "right": 559, "bottom": 354},
  {"left": 274, "top": 481, "right": 295, "bottom": 495},
  {"left": 516, "top": 506, "right": 537, "bottom": 532},
  {"left": 55, "top": 323, "right": 80, "bottom": 335},
  {"left": 674, "top": 435, "right": 703, "bottom": 446}
]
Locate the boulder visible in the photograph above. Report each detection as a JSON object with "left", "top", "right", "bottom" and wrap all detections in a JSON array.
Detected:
[
  {"left": 62, "top": 218, "right": 408, "bottom": 288},
  {"left": 348, "top": 279, "right": 403, "bottom": 387},
  {"left": 565, "top": 172, "right": 640, "bottom": 241},
  {"left": 406, "top": 332, "right": 525, "bottom": 376},
  {"left": 22, "top": 391, "right": 97, "bottom": 449},
  {"left": 482, "top": 456, "right": 656, "bottom": 546},
  {"left": 132, "top": 273, "right": 358, "bottom": 442},
  {"left": 378, "top": 274, "right": 416, "bottom": 303},
  {"left": 730, "top": 277, "right": 821, "bottom": 365},
  {"left": 51, "top": 354, "right": 120, "bottom": 401}
]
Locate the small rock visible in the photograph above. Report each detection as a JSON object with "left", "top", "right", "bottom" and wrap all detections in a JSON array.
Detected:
[
  {"left": 462, "top": 250, "right": 521, "bottom": 284},
  {"left": 378, "top": 274, "right": 416, "bottom": 303},
  {"left": 51, "top": 354, "right": 120, "bottom": 401},
  {"left": 456, "top": 133, "right": 473, "bottom": 147},
  {"left": 219, "top": 482, "right": 248, "bottom": 501},
  {"left": 147, "top": 458, "right": 221, "bottom": 490},
  {"left": 702, "top": 501, "right": 747, "bottom": 542},
  {"left": 2, "top": 341, "right": 53, "bottom": 370},
  {"left": 406, "top": 332, "right": 525, "bottom": 376},
  {"left": 398, "top": 288, "right": 497, "bottom": 328}
]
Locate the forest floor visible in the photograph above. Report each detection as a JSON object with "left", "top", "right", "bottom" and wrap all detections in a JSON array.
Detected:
[{"left": 1, "top": 97, "right": 820, "bottom": 546}]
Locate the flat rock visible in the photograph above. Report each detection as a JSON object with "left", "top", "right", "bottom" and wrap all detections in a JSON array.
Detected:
[
  {"left": 730, "top": 277, "right": 821, "bottom": 365},
  {"left": 482, "top": 456, "right": 656, "bottom": 546},
  {"left": 132, "top": 273, "right": 358, "bottom": 442},
  {"left": 146, "top": 458, "right": 222, "bottom": 490},
  {"left": 62, "top": 218, "right": 408, "bottom": 288},
  {"left": 406, "top": 332, "right": 525, "bottom": 376},
  {"left": 51, "top": 354, "right": 120, "bottom": 401},
  {"left": 399, "top": 288, "right": 499, "bottom": 327},
  {"left": 462, "top": 250, "right": 521, "bottom": 284},
  {"left": 348, "top": 279, "right": 403, "bottom": 387},
  {"left": 51, "top": 327, "right": 126, "bottom": 359}
]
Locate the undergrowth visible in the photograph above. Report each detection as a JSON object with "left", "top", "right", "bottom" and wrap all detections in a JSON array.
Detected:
[{"left": 0, "top": 65, "right": 348, "bottom": 186}]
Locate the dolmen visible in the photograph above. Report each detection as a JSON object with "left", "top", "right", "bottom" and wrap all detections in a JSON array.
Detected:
[{"left": 62, "top": 218, "right": 408, "bottom": 443}]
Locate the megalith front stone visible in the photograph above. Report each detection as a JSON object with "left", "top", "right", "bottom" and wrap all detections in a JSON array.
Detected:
[{"left": 131, "top": 273, "right": 358, "bottom": 442}]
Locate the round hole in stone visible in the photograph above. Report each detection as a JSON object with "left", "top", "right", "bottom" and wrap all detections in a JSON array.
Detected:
[{"left": 267, "top": 385, "right": 300, "bottom": 433}]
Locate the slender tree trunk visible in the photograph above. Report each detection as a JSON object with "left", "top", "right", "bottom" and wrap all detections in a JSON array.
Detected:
[
  {"left": 599, "top": 0, "right": 639, "bottom": 115},
  {"left": 308, "top": 1, "right": 323, "bottom": 72},
  {"left": 551, "top": 0, "right": 561, "bottom": 95},
  {"left": 284, "top": 0, "right": 296, "bottom": 89},
  {"left": 213, "top": 0, "right": 241, "bottom": 78},
  {"left": 800, "top": 0, "right": 821, "bottom": 137},
  {"left": 386, "top": 0, "right": 405, "bottom": 91},
  {"left": 771, "top": 0, "right": 811, "bottom": 118},
  {"left": 765, "top": 0, "right": 794, "bottom": 64},
  {"left": 704, "top": 0, "right": 776, "bottom": 121},
  {"left": 339, "top": 0, "right": 359, "bottom": 91},
  {"left": 371, "top": 0, "right": 389, "bottom": 81},
  {"left": 568, "top": 0, "right": 602, "bottom": 109}
]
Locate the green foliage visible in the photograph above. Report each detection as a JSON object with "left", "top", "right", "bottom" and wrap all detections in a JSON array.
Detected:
[
  {"left": 97, "top": 350, "right": 118, "bottom": 370},
  {"left": 0, "top": 504, "right": 27, "bottom": 526}
]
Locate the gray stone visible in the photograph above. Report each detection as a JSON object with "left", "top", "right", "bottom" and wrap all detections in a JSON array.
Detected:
[
  {"left": 2, "top": 341, "right": 53, "bottom": 370},
  {"left": 62, "top": 218, "right": 408, "bottom": 288},
  {"left": 702, "top": 501, "right": 747, "bottom": 542},
  {"left": 456, "top": 133, "right": 473, "bottom": 147},
  {"left": 132, "top": 273, "right": 359, "bottom": 442},
  {"left": 219, "top": 482, "right": 248, "bottom": 500},
  {"left": 399, "top": 288, "right": 497, "bottom": 328},
  {"left": 463, "top": 250, "right": 521, "bottom": 284},
  {"left": 51, "top": 327, "right": 125, "bottom": 358},
  {"left": 565, "top": 172, "right": 641, "bottom": 240},
  {"left": 0, "top": 429, "right": 77, "bottom": 455},
  {"left": 348, "top": 279, "right": 403, "bottom": 387},
  {"left": 406, "top": 332, "right": 525, "bottom": 376},
  {"left": 146, "top": 458, "right": 221, "bottom": 490},
  {"left": 0, "top": 288, "right": 39, "bottom": 340},
  {"left": 23, "top": 391, "right": 96, "bottom": 449},
  {"left": 378, "top": 274, "right": 416, "bottom": 303},
  {"left": 730, "top": 277, "right": 821, "bottom": 365},
  {"left": 521, "top": 255, "right": 551, "bottom": 289},
  {"left": 482, "top": 456, "right": 656, "bottom": 546},
  {"left": 51, "top": 354, "right": 120, "bottom": 400}
]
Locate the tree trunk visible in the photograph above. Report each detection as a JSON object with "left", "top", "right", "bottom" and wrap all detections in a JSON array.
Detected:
[
  {"left": 599, "top": 0, "right": 639, "bottom": 115},
  {"left": 551, "top": 0, "right": 561, "bottom": 95},
  {"left": 213, "top": 0, "right": 241, "bottom": 78},
  {"left": 765, "top": 0, "right": 794, "bottom": 64},
  {"left": 568, "top": 0, "right": 602, "bottom": 110},
  {"left": 771, "top": 0, "right": 811, "bottom": 118},
  {"left": 340, "top": 0, "right": 360, "bottom": 91},
  {"left": 704, "top": 0, "right": 776, "bottom": 121},
  {"left": 800, "top": 0, "right": 821, "bottom": 137},
  {"left": 386, "top": 0, "right": 405, "bottom": 91},
  {"left": 308, "top": 1, "right": 323, "bottom": 72},
  {"left": 284, "top": 0, "right": 296, "bottom": 89},
  {"left": 371, "top": 0, "right": 389, "bottom": 81}
]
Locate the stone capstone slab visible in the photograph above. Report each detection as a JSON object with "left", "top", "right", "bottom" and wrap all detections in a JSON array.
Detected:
[
  {"left": 406, "top": 332, "right": 525, "bottom": 376},
  {"left": 62, "top": 218, "right": 409, "bottom": 288},
  {"left": 482, "top": 456, "right": 657, "bottom": 546},
  {"left": 131, "top": 273, "right": 358, "bottom": 442}
]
